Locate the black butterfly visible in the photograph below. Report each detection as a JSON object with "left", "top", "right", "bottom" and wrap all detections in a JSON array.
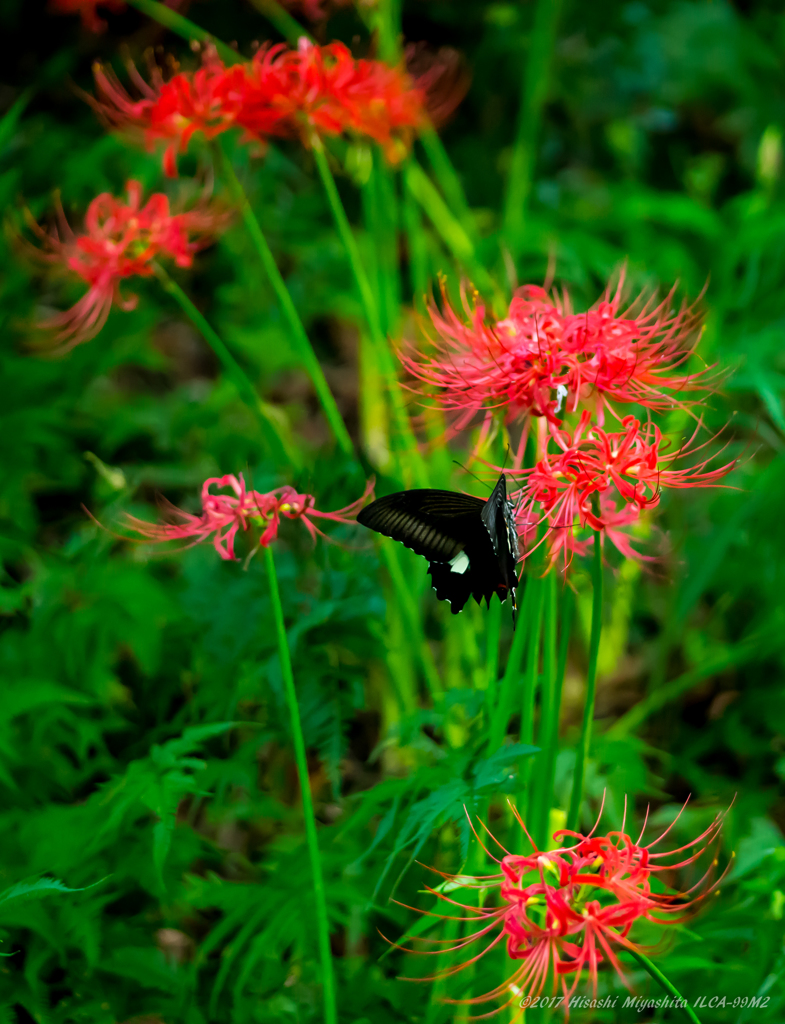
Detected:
[{"left": 357, "top": 473, "right": 521, "bottom": 625}]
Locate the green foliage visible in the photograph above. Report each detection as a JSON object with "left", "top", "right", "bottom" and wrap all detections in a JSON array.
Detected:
[{"left": 0, "top": 0, "right": 784, "bottom": 1021}]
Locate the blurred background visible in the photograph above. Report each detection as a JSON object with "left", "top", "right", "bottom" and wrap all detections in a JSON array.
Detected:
[{"left": 1, "top": 1, "right": 784, "bottom": 1022}]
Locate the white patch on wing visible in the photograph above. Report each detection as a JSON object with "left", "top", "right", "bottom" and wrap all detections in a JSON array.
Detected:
[{"left": 449, "top": 550, "right": 470, "bottom": 575}]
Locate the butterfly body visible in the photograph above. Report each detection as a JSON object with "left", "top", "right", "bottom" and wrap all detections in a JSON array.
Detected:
[{"left": 357, "top": 473, "right": 520, "bottom": 623}]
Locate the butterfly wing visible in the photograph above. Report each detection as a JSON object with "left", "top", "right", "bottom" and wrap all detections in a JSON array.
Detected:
[
  {"left": 428, "top": 560, "right": 476, "bottom": 614},
  {"left": 357, "top": 489, "right": 486, "bottom": 563}
]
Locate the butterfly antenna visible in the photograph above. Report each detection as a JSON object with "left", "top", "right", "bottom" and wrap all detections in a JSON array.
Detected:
[{"left": 452, "top": 460, "right": 490, "bottom": 491}]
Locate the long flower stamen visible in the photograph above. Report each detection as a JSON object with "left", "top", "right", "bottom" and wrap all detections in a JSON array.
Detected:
[{"left": 394, "top": 798, "right": 727, "bottom": 1019}]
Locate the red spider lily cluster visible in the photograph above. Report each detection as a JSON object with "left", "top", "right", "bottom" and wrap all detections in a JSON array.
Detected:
[
  {"left": 92, "top": 39, "right": 427, "bottom": 175},
  {"left": 27, "top": 179, "right": 228, "bottom": 349},
  {"left": 124, "top": 473, "right": 374, "bottom": 560},
  {"left": 403, "top": 274, "right": 711, "bottom": 431},
  {"left": 510, "top": 412, "right": 736, "bottom": 567},
  {"left": 49, "top": 0, "right": 126, "bottom": 34},
  {"left": 403, "top": 270, "right": 733, "bottom": 567},
  {"left": 397, "top": 801, "right": 725, "bottom": 1018}
]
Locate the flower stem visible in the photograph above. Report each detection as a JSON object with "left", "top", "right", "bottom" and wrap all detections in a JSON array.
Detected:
[
  {"left": 534, "top": 581, "right": 573, "bottom": 848},
  {"left": 244, "top": 0, "right": 311, "bottom": 45},
  {"left": 152, "top": 262, "right": 299, "bottom": 467},
  {"left": 215, "top": 144, "right": 355, "bottom": 458},
  {"left": 403, "top": 161, "right": 497, "bottom": 301},
  {"left": 401, "top": 165, "right": 429, "bottom": 306},
  {"left": 264, "top": 545, "right": 337, "bottom": 1024},
  {"left": 519, "top": 575, "right": 545, "bottom": 820},
  {"left": 488, "top": 579, "right": 533, "bottom": 752},
  {"left": 419, "top": 128, "right": 478, "bottom": 251},
  {"left": 311, "top": 143, "right": 382, "bottom": 344},
  {"left": 311, "top": 138, "right": 426, "bottom": 486},
  {"left": 380, "top": 542, "right": 442, "bottom": 697},
  {"left": 503, "top": 0, "right": 563, "bottom": 243},
  {"left": 628, "top": 949, "right": 702, "bottom": 1024},
  {"left": 531, "top": 571, "right": 556, "bottom": 846},
  {"left": 124, "top": 0, "right": 240, "bottom": 64},
  {"left": 566, "top": 532, "right": 603, "bottom": 832},
  {"left": 485, "top": 597, "right": 502, "bottom": 700}
]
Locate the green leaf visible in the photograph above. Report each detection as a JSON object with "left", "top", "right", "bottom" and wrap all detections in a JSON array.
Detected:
[
  {"left": 0, "top": 876, "right": 101, "bottom": 908},
  {"left": 472, "top": 743, "right": 539, "bottom": 791}
]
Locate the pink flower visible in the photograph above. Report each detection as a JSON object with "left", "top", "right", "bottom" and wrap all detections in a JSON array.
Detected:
[
  {"left": 124, "top": 473, "right": 374, "bottom": 560},
  {"left": 509, "top": 411, "right": 735, "bottom": 568},
  {"left": 394, "top": 800, "right": 726, "bottom": 1018},
  {"left": 27, "top": 180, "right": 229, "bottom": 349},
  {"left": 400, "top": 281, "right": 572, "bottom": 437},
  {"left": 561, "top": 273, "right": 715, "bottom": 422},
  {"left": 401, "top": 272, "right": 715, "bottom": 435},
  {"left": 48, "top": 0, "right": 125, "bottom": 33}
]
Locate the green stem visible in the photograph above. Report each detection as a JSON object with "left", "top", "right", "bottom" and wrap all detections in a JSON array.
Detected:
[
  {"left": 488, "top": 577, "right": 532, "bottom": 752},
  {"left": 485, "top": 598, "right": 502, "bottom": 701},
  {"left": 380, "top": 543, "right": 442, "bottom": 698},
  {"left": 312, "top": 141, "right": 384, "bottom": 341},
  {"left": 152, "top": 262, "right": 299, "bottom": 467},
  {"left": 419, "top": 129, "right": 478, "bottom": 249},
  {"left": 361, "top": 151, "right": 400, "bottom": 338},
  {"left": 404, "top": 161, "right": 496, "bottom": 300},
  {"left": 503, "top": 0, "right": 562, "bottom": 242},
  {"left": 368, "top": 0, "right": 403, "bottom": 63},
  {"left": 519, "top": 576, "right": 545, "bottom": 821},
  {"left": 311, "top": 139, "right": 426, "bottom": 485},
  {"left": 245, "top": 0, "right": 312, "bottom": 45},
  {"left": 531, "top": 572, "right": 557, "bottom": 848},
  {"left": 628, "top": 949, "right": 702, "bottom": 1024},
  {"left": 374, "top": 154, "right": 402, "bottom": 336},
  {"left": 264, "top": 546, "right": 337, "bottom": 1024},
  {"left": 216, "top": 145, "right": 355, "bottom": 458},
  {"left": 401, "top": 164, "right": 429, "bottom": 306},
  {"left": 520, "top": 579, "right": 544, "bottom": 748},
  {"left": 124, "top": 0, "right": 240, "bottom": 64},
  {"left": 566, "top": 533, "right": 603, "bottom": 833},
  {"left": 534, "top": 583, "right": 572, "bottom": 847},
  {"left": 385, "top": 598, "right": 418, "bottom": 717}
]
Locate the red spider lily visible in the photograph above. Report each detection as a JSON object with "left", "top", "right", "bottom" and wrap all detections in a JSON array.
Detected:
[
  {"left": 27, "top": 180, "right": 228, "bottom": 349},
  {"left": 400, "top": 281, "right": 573, "bottom": 438},
  {"left": 561, "top": 273, "right": 714, "bottom": 421},
  {"left": 402, "top": 272, "right": 715, "bottom": 435},
  {"left": 123, "top": 473, "right": 374, "bottom": 561},
  {"left": 299, "top": 40, "right": 426, "bottom": 161},
  {"left": 392, "top": 799, "right": 726, "bottom": 1019},
  {"left": 509, "top": 411, "right": 735, "bottom": 568},
  {"left": 49, "top": 0, "right": 125, "bottom": 33},
  {"left": 92, "top": 52, "right": 247, "bottom": 179},
  {"left": 92, "top": 40, "right": 427, "bottom": 176}
]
